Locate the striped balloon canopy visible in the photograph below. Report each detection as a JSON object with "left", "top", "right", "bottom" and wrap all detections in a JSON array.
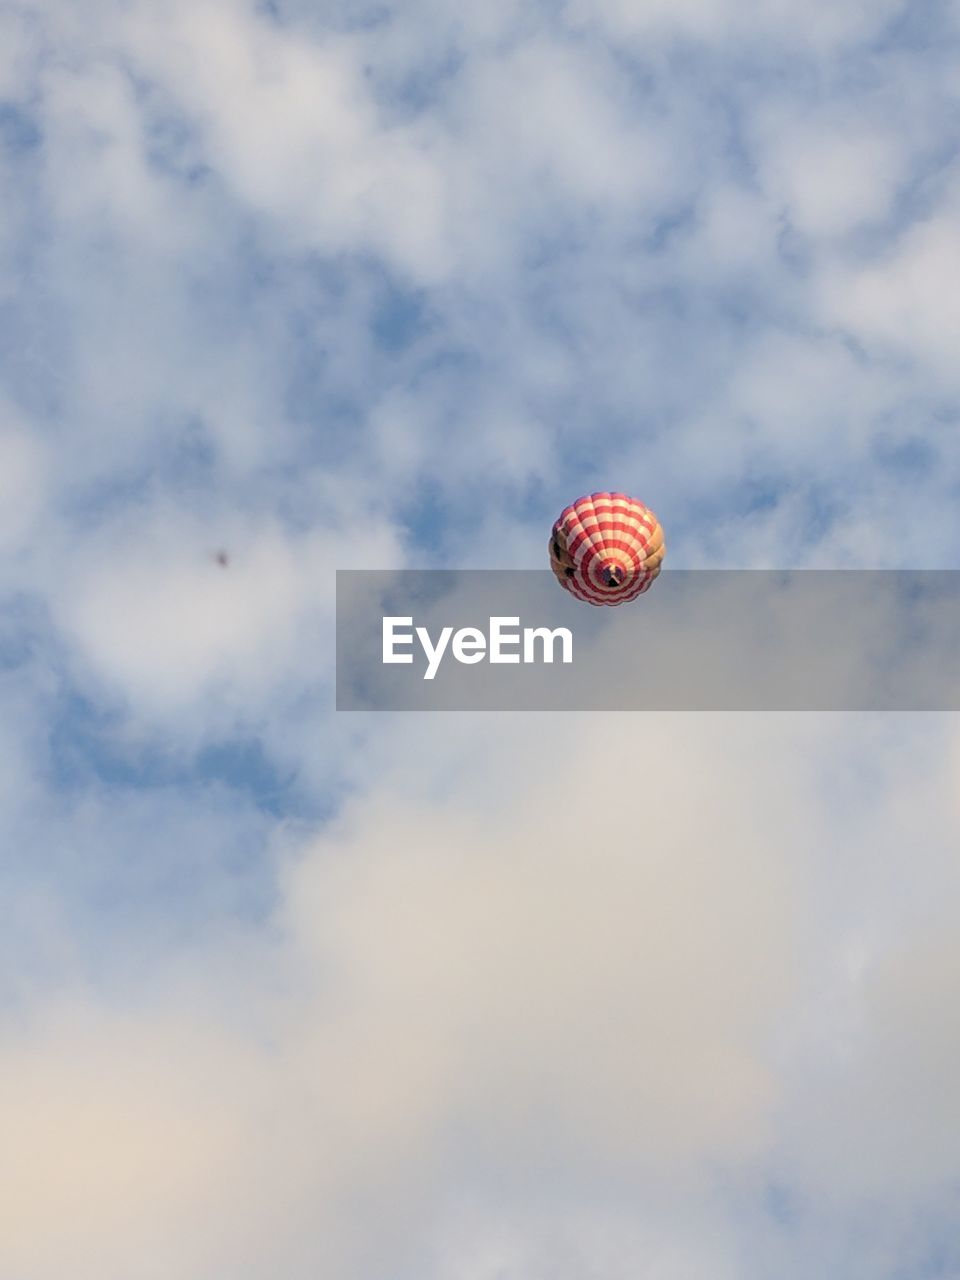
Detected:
[{"left": 549, "top": 492, "right": 665, "bottom": 606}]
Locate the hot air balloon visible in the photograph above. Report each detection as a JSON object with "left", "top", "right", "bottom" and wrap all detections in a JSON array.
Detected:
[{"left": 550, "top": 492, "right": 665, "bottom": 606}]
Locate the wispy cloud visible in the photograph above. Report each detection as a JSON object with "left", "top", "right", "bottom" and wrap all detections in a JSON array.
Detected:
[{"left": 1, "top": 0, "right": 960, "bottom": 1275}]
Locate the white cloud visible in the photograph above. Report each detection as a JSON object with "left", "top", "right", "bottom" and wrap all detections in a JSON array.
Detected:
[
  {"left": 0, "top": 407, "right": 46, "bottom": 553},
  {"left": 797, "top": 928, "right": 960, "bottom": 1197},
  {"left": 38, "top": 62, "right": 203, "bottom": 258},
  {"left": 0, "top": 715, "right": 806, "bottom": 1278},
  {"left": 0, "top": 1007, "right": 279, "bottom": 1280},
  {"left": 821, "top": 210, "right": 960, "bottom": 380},
  {"left": 0, "top": 6, "right": 35, "bottom": 101},
  {"left": 121, "top": 0, "right": 453, "bottom": 282},
  {"left": 758, "top": 122, "right": 907, "bottom": 240},
  {"left": 2, "top": 1, "right": 960, "bottom": 1276},
  {"left": 3, "top": 715, "right": 959, "bottom": 1278},
  {"left": 456, "top": 40, "right": 679, "bottom": 214},
  {"left": 428, "top": 1197, "right": 740, "bottom": 1280},
  {"left": 569, "top": 0, "right": 903, "bottom": 55},
  {"left": 52, "top": 500, "right": 401, "bottom": 717}
]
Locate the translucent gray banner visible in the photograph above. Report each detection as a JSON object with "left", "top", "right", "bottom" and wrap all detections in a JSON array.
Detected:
[{"left": 336, "top": 571, "right": 960, "bottom": 711}]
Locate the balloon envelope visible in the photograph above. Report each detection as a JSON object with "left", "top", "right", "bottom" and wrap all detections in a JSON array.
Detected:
[{"left": 550, "top": 492, "right": 665, "bottom": 606}]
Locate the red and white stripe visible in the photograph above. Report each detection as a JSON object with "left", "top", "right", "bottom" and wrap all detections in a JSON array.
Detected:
[{"left": 550, "top": 492, "right": 665, "bottom": 607}]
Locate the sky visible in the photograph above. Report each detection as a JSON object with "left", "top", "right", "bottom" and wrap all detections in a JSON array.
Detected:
[{"left": 2, "top": 0, "right": 960, "bottom": 1276}]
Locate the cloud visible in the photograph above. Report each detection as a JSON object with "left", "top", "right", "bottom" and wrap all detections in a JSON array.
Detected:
[
  {"left": 568, "top": 0, "right": 903, "bottom": 54},
  {"left": 0, "top": 715, "right": 805, "bottom": 1278},
  {"left": 285, "top": 718, "right": 799, "bottom": 1169},
  {"left": 119, "top": 0, "right": 454, "bottom": 283},
  {"left": 820, "top": 207, "right": 960, "bottom": 381},
  {"left": 3, "top": 714, "right": 959, "bottom": 1279},
  {"left": 1, "top": 0, "right": 960, "bottom": 1276},
  {"left": 755, "top": 118, "right": 908, "bottom": 241},
  {"left": 0, "top": 1007, "right": 275, "bottom": 1280},
  {"left": 0, "top": 405, "right": 46, "bottom": 553}
]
